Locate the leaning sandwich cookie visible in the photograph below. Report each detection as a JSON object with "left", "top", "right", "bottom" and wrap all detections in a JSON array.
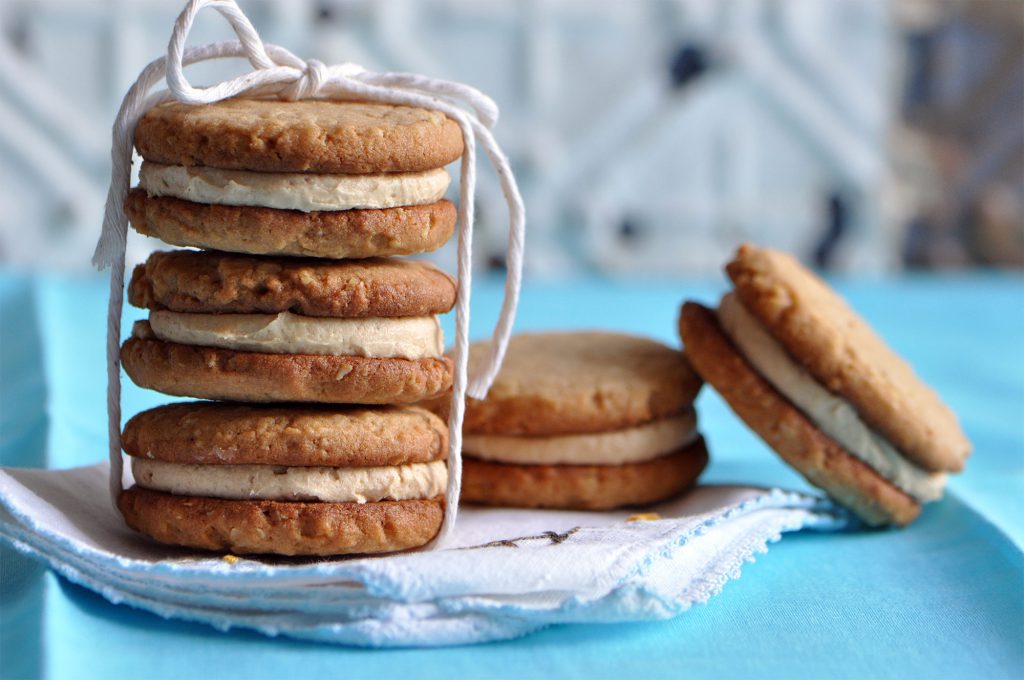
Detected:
[
  {"left": 454, "top": 331, "right": 707, "bottom": 510},
  {"left": 679, "top": 243, "right": 970, "bottom": 526},
  {"left": 121, "top": 250, "right": 455, "bottom": 404},
  {"left": 118, "top": 402, "right": 448, "bottom": 555}
]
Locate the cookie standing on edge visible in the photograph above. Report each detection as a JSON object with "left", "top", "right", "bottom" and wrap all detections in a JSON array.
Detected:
[
  {"left": 126, "top": 99, "right": 463, "bottom": 259},
  {"left": 121, "top": 250, "right": 456, "bottom": 404},
  {"left": 679, "top": 243, "right": 970, "bottom": 526},
  {"left": 456, "top": 332, "right": 708, "bottom": 510},
  {"left": 118, "top": 403, "right": 448, "bottom": 555}
]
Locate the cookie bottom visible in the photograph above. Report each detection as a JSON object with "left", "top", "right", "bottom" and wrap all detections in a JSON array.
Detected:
[
  {"left": 118, "top": 487, "right": 444, "bottom": 556},
  {"left": 461, "top": 438, "right": 709, "bottom": 511},
  {"left": 125, "top": 189, "right": 457, "bottom": 259},
  {"left": 679, "top": 302, "right": 920, "bottom": 526},
  {"left": 121, "top": 336, "right": 453, "bottom": 404}
]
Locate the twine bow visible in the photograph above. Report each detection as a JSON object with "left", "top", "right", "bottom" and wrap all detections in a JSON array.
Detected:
[{"left": 93, "top": 0, "right": 525, "bottom": 546}]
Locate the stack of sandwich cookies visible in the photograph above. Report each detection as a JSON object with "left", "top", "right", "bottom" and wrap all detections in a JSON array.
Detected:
[
  {"left": 458, "top": 332, "right": 707, "bottom": 510},
  {"left": 117, "top": 98, "right": 464, "bottom": 555},
  {"left": 679, "top": 244, "right": 970, "bottom": 526},
  {"left": 118, "top": 403, "right": 448, "bottom": 555}
]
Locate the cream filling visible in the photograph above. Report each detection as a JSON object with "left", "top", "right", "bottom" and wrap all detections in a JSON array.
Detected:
[
  {"left": 139, "top": 161, "right": 451, "bottom": 211},
  {"left": 131, "top": 458, "right": 446, "bottom": 503},
  {"left": 463, "top": 411, "right": 699, "bottom": 466},
  {"left": 716, "top": 293, "right": 945, "bottom": 502},
  {"left": 148, "top": 310, "right": 444, "bottom": 360}
]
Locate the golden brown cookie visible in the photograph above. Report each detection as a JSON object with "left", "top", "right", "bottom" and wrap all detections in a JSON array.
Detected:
[
  {"left": 128, "top": 250, "right": 457, "bottom": 318},
  {"left": 135, "top": 99, "right": 463, "bottom": 174},
  {"left": 727, "top": 243, "right": 969, "bottom": 472},
  {"left": 462, "top": 332, "right": 702, "bottom": 436},
  {"left": 122, "top": 402, "right": 447, "bottom": 467},
  {"left": 121, "top": 329, "right": 453, "bottom": 404},
  {"left": 118, "top": 488, "right": 444, "bottom": 556},
  {"left": 125, "top": 189, "right": 457, "bottom": 259},
  {"left": 461, "top": 439, "right": 709, "bottom": 510},
  {"left": 679, "top": 302, "right": 920, "bottom": 526}
]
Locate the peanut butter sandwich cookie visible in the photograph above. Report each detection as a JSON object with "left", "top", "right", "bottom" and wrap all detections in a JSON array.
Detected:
[
  {"left": 456, "top": 331, "right": 707, "bottom": 510},
  {"left": 126, "top": 99, "right": 462, "bottom": 258},
  {"left": 679, "top": 243, "right": 970, "bottom": 526},
  {"left": 118, "top": 402, "right": 448, "bottom": 555},
  {"left": 121, "top": 250, "right": 455, "bottom": 404}
]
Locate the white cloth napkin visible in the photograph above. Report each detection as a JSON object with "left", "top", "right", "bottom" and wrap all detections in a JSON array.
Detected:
[{"left": 0, "top": 463, "right": 847, "bottom": 647}]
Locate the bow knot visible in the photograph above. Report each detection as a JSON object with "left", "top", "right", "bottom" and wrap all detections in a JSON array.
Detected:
[{"left": 281, "top": 58, "right": 327, "bottom": 101}]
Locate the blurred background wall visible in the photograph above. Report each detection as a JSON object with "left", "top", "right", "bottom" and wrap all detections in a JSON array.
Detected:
[{"left": 0, "top": 0, "right": 1021, "bottom": 276}]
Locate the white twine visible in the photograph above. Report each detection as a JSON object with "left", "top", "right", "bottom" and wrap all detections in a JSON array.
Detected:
[{"left": 92, "top": 0, "right": 525, "bottom": 547}]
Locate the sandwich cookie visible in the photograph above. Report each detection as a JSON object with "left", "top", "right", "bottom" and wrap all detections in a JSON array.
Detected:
[
  {"left": 121, "top": 250, "right": 455, "bottom": 404},
  {"left": 679, "top": 244, "right": 970, "bottom": 526},
  {"left": 456, "top": 332, "right": 707, "bottom": 510},
  {"left": 126, "top": 99, "right": 462, "bottom": 258},
  {"left": 117, "top": 402, "right": 448, "bottom": 555}
]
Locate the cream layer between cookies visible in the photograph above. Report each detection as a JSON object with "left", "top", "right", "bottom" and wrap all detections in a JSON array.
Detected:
[
  {"left": 138, "top": 161, "right": 450, "bottom": 211},
  {"left": 463, "top": 411, "right": 699, "bottom": 466},
  {"left": 716, "top": 293, "right": 946, "bottom": 502},
  {"left": 147, "top": 310, "right": 444, "bottom": 360},
  {"left": 130, "top": 458, "right": 447, "bottom": 503}
]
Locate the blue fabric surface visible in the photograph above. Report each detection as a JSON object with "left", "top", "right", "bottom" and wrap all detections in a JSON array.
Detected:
[{"left": 1, "top": 271, "right": 1022, "bottom": 678}]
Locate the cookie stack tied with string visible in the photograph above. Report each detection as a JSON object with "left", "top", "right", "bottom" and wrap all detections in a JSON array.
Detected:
[{"left": 117, "top": 99, "right": 465, "bottom": 556}]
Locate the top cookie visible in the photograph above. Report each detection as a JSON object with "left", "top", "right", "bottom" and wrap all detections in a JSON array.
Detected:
[
  {"left": 134, "top": 99, "right": 464, "bottom": 174},
  {"left": 122, "top": 402, "right": 448, "bottom": 467},
  {"left": 462, "top": 331, "right": 702, "bottom": 436},
  {"left": 128, "top": 250, "right": 457, "bottom": 318},
  {"left": 726, "top": 243, "right": 970, "bottom": 472}
]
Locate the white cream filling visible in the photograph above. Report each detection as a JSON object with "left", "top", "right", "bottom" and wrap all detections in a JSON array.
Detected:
[
  {"left": 148, "top": 310, "right": 444, "bottom": 359},
  {"left": 131, "top": 458, "right": 447, "bottom": 503},
  {"left": 463, "top": 411, "right": 699, "bottom": 466},
  {"left": 717, "top": 293, "right": 945, "bottom": 502},
  {"left": 139, "top": 161, "right": 451, "bottom": 212}
]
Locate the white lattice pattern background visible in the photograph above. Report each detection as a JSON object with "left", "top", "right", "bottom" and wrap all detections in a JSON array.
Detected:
[{"left": 0, "top": 0, "right": 897, "bottom": 275}]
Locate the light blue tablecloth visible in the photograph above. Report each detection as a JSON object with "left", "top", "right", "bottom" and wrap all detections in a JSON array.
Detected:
[{"left": 2, "top": 271, "right": 1022, "bottom": 678}]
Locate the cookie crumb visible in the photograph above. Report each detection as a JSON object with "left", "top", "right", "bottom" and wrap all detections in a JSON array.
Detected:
[
  {"left": 222, "top": 554, "right": 240, "bottom": 564},
  {"left": 627, "top": 512, "right": 660, "bottom": 523}
]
